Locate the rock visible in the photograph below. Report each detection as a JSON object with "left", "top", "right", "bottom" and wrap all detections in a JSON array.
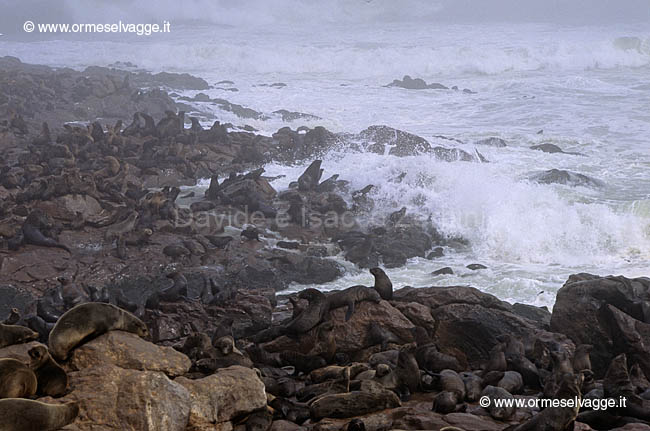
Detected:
[
  {"left": 394, "top": 286, "right": 540, "bottom": 367},
  {"left": 0, "top": 341, "right": 45, "bottom": 361},
  {"left": 528, "top": 169, "right": 603, "bottom": 188},
  {"left": 176, "top": 366, "right": 266, "bottom": 427},
  {"left": 466, "top": 263, "right": 487, "bottom": 270},
  {"left": 443, "top": 412, "right": 505, "bottom": 431},
  {"left": 61, "top": 364, "right": 191, "bottom": 431},
  {"left": 386, "top": 75, "right": 449, "bottom": 90},
  {"left": 530, "top": 143, "right": 583, "bottom": 156},
  {"left": 551, "top": 274, "right": 650, "bottom": 376},
  {"left": 512, "top": 303, "right": 551, "bottom": 328},
  {"left": 330, "top": 300, "right": 415, "bottom": 353},
  {"left": 69, "top": 330, "right": 191, "bottom": 377},
  {"left": 358, "top": 125, "right": 431, "bottom": 156},
  {"left": 432, "top": 267, "right": 454, "bottom": 276},
  {"left": 475, "top": 137, "right": 507, "bottom": 147},
  {"left": 426, "top": 247, "right": 444, "bottom": 259}
]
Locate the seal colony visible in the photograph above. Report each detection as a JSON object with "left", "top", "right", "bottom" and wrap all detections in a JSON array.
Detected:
[{"left": 0, "top": 58, "right": 649, "bottom": 430}]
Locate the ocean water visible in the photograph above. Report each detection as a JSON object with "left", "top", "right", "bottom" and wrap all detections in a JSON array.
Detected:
[{"left": 2, "top": 18, "right": 649, "bottom": 308}]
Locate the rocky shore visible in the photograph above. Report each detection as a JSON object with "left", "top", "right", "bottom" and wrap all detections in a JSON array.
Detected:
[{"left": 1, "top": 58, "right": 649, "bottom": 431}]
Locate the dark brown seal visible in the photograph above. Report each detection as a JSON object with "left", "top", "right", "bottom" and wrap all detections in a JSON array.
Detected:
[
  {"left": 370, "top": 267, "right": 392, "bottom": 300},
  {"left": 48, "top": 302, "right": 149, "bottom": 361},
  {"left": 28, "top": 345, "right": 68, "bottom": 397}
]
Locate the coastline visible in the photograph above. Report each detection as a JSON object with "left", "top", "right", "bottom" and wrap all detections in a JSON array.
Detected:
[{"left": 1, "top": 57, "right": 650, "bottom": 430}]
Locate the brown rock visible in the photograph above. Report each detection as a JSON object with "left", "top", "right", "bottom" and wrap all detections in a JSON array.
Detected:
[
  {"left": 176, "top": 366, "right": 266, "bottom": 428},
  {"left": 551, "top": 274, "right": 650, "bottom": 376},
  {"left": 69, "top": 330, "right": 191, "bottom": 377},
  {"left": 0, "top": 341, "right": 45, "bottom": 362},
  {"left": 61, "top": 364, "right": 190, "bottom": 431},
  {"left": 443, "top": 412, "right": 507, "bottom": 431}
]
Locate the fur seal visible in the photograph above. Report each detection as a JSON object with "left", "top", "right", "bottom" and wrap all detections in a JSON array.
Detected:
[
  {"left": 194, "top": 336, "right": 253, "bottom": 373},
  {"left": 0, "top": 358, "right": 37, "bottom": 398},
  {"left": 460, "top": 371, "right": 483, "bottom": 402},
  {"left": 104, "top": 211, "right": 139, "bottom": 242},
  {"left": 280, "top": 351, "right": 326, "bottom": 375},
  {"left": 48, "top": 302, "right": 149, "bottom": 361},
  {"left": 432, "top": 391, "right": 458, "bottom": 414},
  {"left": 572, "top": 344, "right": 593, "bottom": 372},
  {"left": 369, "top": 267, "right": 392, "bottom": 300},
  {"left": 0, "top": 398, "right": 79, "bottom": 431},
  {"left": 483, "top": 341, "right": 507, "bottom": 373},
  {"left": 505, "top": 373, "right": 582, "bottom": 430},
  {"left": 3, "top": 309, "right": 20, "bottom": 325},
  {"left": 481, "top": 385, "right": 516, "bottom": 421},
  {"left": 22, "top": 210, "right": 70, "bottom": 253},
  {"left": 28, "top": 345, "right": 68, "bottom": 397},
  {"left": 439, "top": 369, "right": 466, "bottom": 401},
  {"left": 0, "top": 323, "right": 39, "bottom": 348},
  {"left": 284, "top": 289, "right": 330, "bottom": 335},
  {"left": 328, "top": 285, "right": 381, "bottom": 321},
  {"left": 297, "top": 160, "right": 322, "bottom": 191}
]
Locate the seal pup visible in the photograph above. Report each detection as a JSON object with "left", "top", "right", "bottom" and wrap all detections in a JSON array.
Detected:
[
  {"left": 0, "top": 323, "right": 39, "bottom": 348},
  {"left": 284, "top": 288, "right": 330, "bottom": 335},
  {"left": 369, "top": 267, "right": 392, "bottom": 300},
  {"left": 48, "top": 302, "right": 149, "bottom": 361},
  {"left": 327, "top": 285, "right": 381, "bottom": 321},
  {"left": 0, "top": 398, "right": 79, "bottom": 431},
  {"left": 28, "top": 345, "right": 68, "bottom": 397},
  {"left": 0, "top": 358, "right": 37, "bottom": 398}
]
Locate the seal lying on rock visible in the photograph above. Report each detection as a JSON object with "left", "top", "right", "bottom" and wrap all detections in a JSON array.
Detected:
[
  {"left": 0, "top": 358, "right": 37, "bottom": 398},
  {"left": 0, "top": 323, "right": 39, "bottom": 348},
  {"left": 28, "top": 345, "right": 68, "bottom": 397},
  {"left": 48, "top": 302, "right": 149, "bottom": 361},
  {"left": 327, "top": 285, "right": 381, "bottom": 321},
  {"left": 0, "top": 398, "right": 79, "bottom": 431}
]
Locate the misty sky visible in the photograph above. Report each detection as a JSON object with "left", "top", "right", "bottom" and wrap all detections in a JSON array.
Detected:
[{"left": 0, "top": 0, "right": 649, "bottom": 35}]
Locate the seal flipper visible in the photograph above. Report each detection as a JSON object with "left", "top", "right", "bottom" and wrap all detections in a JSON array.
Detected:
[{"left": 345, "top": 301, "right": 355, "bottom": 321}]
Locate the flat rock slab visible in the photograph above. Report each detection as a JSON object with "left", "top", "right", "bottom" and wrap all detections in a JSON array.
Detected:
[{"left": 69, "top": 330, "right": 191, "bottom": 377}]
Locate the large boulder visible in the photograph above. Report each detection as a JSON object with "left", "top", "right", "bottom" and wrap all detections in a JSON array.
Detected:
[
  {"left": 69, "top": 330, "right": 191, "bottom": 377},
  {"left": 551, "top": 274, "right": 650, "bottom": 376},
  {"left": 394, "top": 286, "right": 541, "bottom": 367},
  {"left": 176, "top": 366, "right": 266, "bottom": 429},
  {"left": 61, "top": 364, "right": 191, "bottom": 431}
]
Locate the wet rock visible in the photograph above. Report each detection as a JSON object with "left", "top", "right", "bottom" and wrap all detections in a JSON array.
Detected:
[
  {"left": 530, "top": 143, "right": 583, "bottom": 156},
  {"left": 432, "top": 267, "right": 454, "bottom": 276},
  {"left": 426, "top": 247, "right": 444, "bottom": 259},
  {"left": 528, "top": 169, "right": 604, "bottom": 188},
  {"left": 475, "top": 137, "right": 507, "bottom": 147},
  {"left": 551, "top": 274, "right": 650, "bottom": 376},
  {"left": 467, "top": 263, "right": 487, "bottom": 270},
  {"left": 386, "top": 75, "right": 449, "bottom": 90},
  {"left": 358, "top": 125, "right": 431, "bottom": 156}
]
